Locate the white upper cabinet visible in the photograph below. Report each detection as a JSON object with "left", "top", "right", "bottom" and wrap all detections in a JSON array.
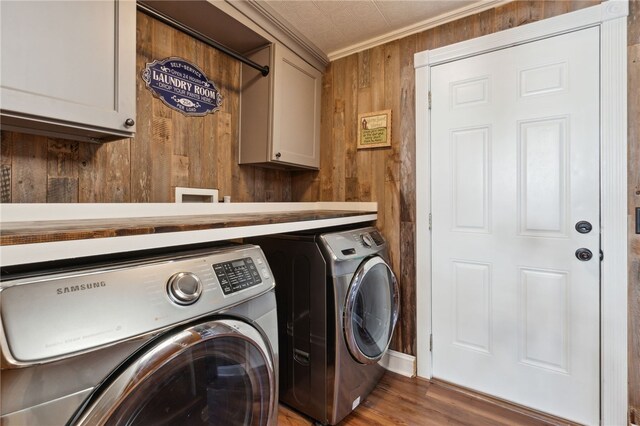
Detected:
[
  {"left": 240, "top": 44, "right": 321, "bottom": 170},
  {"left": 0, "top": 0, "right": 136, "bottom": 142}
]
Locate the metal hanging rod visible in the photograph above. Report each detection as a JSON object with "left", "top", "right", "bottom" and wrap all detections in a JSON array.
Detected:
[{"left": 137, "top": 3, "right": 270, "bottom": 77}]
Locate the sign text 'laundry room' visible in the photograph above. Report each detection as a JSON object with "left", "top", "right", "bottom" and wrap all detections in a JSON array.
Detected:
[{"left": 142, "top": 57, "right": 222, "bottom": 116}]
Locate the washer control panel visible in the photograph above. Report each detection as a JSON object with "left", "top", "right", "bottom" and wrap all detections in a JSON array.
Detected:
[
  {"left": 0, "top": 244, "right": 274, "bottom": 364},
  {"left": 213, "top": 257, "right": 263, "bottom": 295}
]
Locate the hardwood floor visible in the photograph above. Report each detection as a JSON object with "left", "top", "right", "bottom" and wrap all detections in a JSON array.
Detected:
[{"left": 277, "top": 372, "right": 576, "bottom": 426}]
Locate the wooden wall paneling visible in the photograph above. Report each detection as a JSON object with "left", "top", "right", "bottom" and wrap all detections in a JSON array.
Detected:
[
  {"left": 631, "top": 0, "right": 640, "bottom": 45},
  {"left": 433, "top": 21, "right": 459, "bottom": 49},
  {"left": 338, "top": 52, "right": 362, "bottom": 203},
  {"left": 303, "top": 66, "right": 331, "bottom": 202},
  {"left": 187, "top": 38, "right": 213, "bottom": 191},
  {"left": 476, "top": 9, "right": 496, "bottom": 37},
  {"left": 493, "top": 1, "right": 519, "bottom": 31},
  {"left": 515, "top": 1, "right": 544, "bottom": 26},
  {"left": 171, "top": 29, "right": 199, "bottom": 159},
  {"left": 132, "top": 12, "right": 155, "bottom": 202},
  {"left": 417, "top": 28, "right": 438, "bottom": 57},
  {"left": 631, "top": 233, "right": 640, "bottom": 423},
  {"left": 1, "top": 132, "right": 13, "bottom": 203},
  {"left": 397, "top": 35, "right": 418, "bottom": 354},
  {"left": 398, "top": 36, "right": 417, "bottom": 226},
  {"left": 148, "top": 16, "right": 174, "bottom": 202},
  {"left": 214, "top": 52, "right": 232, "bottom": 199},
  {"left": 291, "top": 170, "right": 319, "bottom": 202},
  {"left": 343, "top": 55, "right": 359, "bottom": 202},
  {"left": 383, "top": 40, "right": 401, "bottom": 188},
  {"left": 46, "top": 139, "right": 79, "bottom": 203},
  {"left": 257, "top": 169, "right": 292, "bottom": 202},
  {"left": 324, "top": 59, "right": 343, "bottom": 201},
  {"left": 541, "top": 1, "right": 571, "bottom": 19},
  {"left": 47, "top": 177, "right": 78, "bottom": 203},
  {"left": 103, "top": 140, "right": 131, "bottom": 203},
  {"left": 150, "top": 112, "right": 173, "bottom": 202},
  {"left": 356, "top": 51, "right": 373, "bottom": 203},
  {"left": 202, "top": 46, "right": 224, "bottom": 196},
  {"left": 11, "top": 133, "right": 47, "bottom": 202},
  {"left": 454, "top": 15, "right": 478, "bottom": 44},
  {"left": 381, "top": 41, "right": 401, "bottom": 335},
  {"left": 201, "top": 107, "right": 219, "bottom": 193},
  {"left": 370, "top": 44, "right": 386, "bottom": 215},
  {"left": 628, "top": 0, "right": 640, "bottom": 417},
  {"left": 170, "top": 31, "right": 204, "bottom": 195},
  {"left": 216, "top": 111, "right": 233, "bottom": 200},
  {"left": 334, "top": 58, "right": 349, "bottom": 202},
  {"left": 171, "top": 154, "right": 190, "bottom": 190},
  {"left": 253, "top": 168, "right": 267, "bottom": 202},
  {"left": 399, "top": 222, "right": 417, "bottom": 355}
]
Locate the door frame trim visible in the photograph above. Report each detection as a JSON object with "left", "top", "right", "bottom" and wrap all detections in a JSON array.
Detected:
[{"left": 414, "top": 1, "right": 629, "bottom": 424}]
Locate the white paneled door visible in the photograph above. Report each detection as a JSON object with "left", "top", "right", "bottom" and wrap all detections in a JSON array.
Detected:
[{"left": 431, "top": 27, "right": 600, "bottom": 425}]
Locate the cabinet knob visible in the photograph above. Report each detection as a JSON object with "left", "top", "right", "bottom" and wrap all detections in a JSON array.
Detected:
[
  {"left": 275, "top": 152, "right": 282, "bottom": 159},
  {"left": 124, "top": 118, "right": 135, "bottom": 127}
]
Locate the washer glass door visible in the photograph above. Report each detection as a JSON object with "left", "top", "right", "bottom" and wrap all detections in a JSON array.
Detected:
[
  {"left": 344, "top": 256, "right": 399, "bottom": 364},
  {"left": 73, "top": 319, "right": 275, "bottom": 426}
]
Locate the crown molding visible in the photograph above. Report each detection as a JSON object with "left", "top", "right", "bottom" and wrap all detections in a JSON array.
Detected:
[
  {"left": 328, "top": 0, "right": 511, "bottom": 61},
  {"left": 225, "top": 0, "right": 329, "bottom": 70}
]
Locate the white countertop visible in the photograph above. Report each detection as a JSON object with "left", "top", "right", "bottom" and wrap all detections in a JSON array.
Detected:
[{"left": 0, "top": 202, "right": 377, "bottom": 267}]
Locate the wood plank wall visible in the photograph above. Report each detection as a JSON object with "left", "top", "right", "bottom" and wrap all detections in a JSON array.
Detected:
[
  {"left": 628, "top": 0, "right": 640, "bottom": 422},
  {"left": 0, "top": 12, "right": 293, "bottom": 203},
  {"left": 1, "top": 0, "right": 638, "bottom": 420},
  {"left": 292, "top": 0, "right": 601, "bottom": 357},
  {"left": 292, "top": 0, "right": 640, "bottom": 419}
]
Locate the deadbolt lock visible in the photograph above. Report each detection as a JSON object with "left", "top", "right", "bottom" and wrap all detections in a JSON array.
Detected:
[{"left": 575, "top": 221, "right": 593, "bottom": 234}]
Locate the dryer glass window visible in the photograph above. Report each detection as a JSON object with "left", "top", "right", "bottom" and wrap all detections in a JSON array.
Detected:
[
  {"left": 346, "top": 257, "right": 398, "bottom": 363},
  {"left": 104, "top": 335, "right": 272, "bottom": 426}
]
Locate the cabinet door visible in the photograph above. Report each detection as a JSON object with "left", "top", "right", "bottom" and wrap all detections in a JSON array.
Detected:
[
  {"left": 272, "top": 44, "right": 321, "bottom": 169},
  {"left": 0, "top": 0, "right": 136, "bottom": 140}
]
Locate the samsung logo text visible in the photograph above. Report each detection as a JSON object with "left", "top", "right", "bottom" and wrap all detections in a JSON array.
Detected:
[{"left": 57, "top": 281, "right": 106, "bottom": 295}]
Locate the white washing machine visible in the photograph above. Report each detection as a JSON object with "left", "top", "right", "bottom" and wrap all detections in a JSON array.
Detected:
[
  {"left": 250, "top": 226, "right": 399, "bottom": 425},
  {"left": 0, "top": 243, "right": 278, "bottom": 425}
]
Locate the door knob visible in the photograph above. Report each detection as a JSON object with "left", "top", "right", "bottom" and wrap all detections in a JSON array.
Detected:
[
  {"left": 575, "top": 248, "right": 593, "bottom": 261},
  {"left": 575, "top": 221, "right": 593, "bottom": 234}
]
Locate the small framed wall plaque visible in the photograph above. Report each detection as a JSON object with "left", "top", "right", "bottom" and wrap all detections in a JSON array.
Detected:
[{"left": 357, "top": 109, "right": 391, "bottom": 149}]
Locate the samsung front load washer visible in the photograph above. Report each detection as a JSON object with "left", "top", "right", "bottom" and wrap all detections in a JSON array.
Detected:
[
  {"left": 0, "top": 244, "right": 278, "bottom": 426},
  {"left": 249, "top": 226, "right": 399, "bottom": 425}
]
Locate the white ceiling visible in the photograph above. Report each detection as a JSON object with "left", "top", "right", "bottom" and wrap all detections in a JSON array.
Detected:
[{"left": 255, "top": 0, "right": 499, "bottom": 60}]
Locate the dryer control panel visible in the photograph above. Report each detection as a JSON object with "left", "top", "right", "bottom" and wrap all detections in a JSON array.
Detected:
[{"left": 320, "top": 226, "right": 387, "bottom": 262}]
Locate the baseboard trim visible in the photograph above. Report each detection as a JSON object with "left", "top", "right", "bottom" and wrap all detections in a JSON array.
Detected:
[{"left": 379, "top": 350, "right": 416, "bottom": 377}]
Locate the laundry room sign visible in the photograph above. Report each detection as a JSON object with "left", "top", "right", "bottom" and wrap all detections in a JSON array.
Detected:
[{"left": 142, "top": 57, "right": 222, "bottom": 116}]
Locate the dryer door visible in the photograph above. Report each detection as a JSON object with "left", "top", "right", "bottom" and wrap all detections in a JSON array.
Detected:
[
  {"left": 344, "top": 256, "right": 399, "bottom": 364},
  {"left": 71, "top": 319, "right": 275, "bottom": 426}
]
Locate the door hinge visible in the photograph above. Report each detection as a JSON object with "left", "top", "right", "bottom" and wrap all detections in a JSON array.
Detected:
[
  {"left": 428, "top": 91, "right": 432, "bottom": 110},
  {"left": 429, "top": 213, "right": 432, "bottom": 231},
  {"left": 429, "top": 333, "right": 433, "bottom": 352}
]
